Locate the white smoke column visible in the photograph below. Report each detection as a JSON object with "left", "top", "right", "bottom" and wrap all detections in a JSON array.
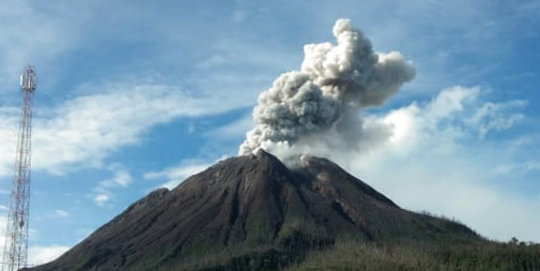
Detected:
[{"left": 239, "top": 19, "right": 415, "bottom": 156}]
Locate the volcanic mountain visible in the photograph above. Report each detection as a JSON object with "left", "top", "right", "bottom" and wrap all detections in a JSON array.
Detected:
[{"left": 26, "top": 150, "right": 540, "bottom": 271}]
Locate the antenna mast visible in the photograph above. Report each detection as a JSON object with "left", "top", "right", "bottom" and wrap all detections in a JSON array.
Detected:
[{"left": 2, "top": 65, "right": 36, "bottom": 271}]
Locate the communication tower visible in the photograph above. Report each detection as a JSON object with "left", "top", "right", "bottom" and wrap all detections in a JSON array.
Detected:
[{"left": 2, "top": 65, "right": 36, "bottom": 271}]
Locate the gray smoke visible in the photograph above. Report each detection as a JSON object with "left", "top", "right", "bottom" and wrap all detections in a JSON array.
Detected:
[{"left": 239, "top": 19, "right": 415, "bottom": 157}]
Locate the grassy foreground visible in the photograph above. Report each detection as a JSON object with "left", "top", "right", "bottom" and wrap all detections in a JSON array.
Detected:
[{"left": 284, "top": 239, "right": 540, "bottom": 271}]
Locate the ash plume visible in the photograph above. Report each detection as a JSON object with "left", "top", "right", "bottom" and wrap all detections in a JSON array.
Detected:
[{"left": 239, "top": 19, "right": 415, "bottom": 157}]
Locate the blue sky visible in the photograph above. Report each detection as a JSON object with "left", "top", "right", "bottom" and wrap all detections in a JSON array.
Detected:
[{"left": 0, "top": 0, "right": 539, "bottom": 264}]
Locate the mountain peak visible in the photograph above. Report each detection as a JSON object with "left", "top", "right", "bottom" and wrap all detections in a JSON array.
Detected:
[{"left": 28, "top": 153, "right": 478, "bottom": 271}]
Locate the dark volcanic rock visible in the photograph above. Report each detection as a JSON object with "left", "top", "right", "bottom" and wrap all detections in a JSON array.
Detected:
[{"left": 26, "top": 150, "right": 478, "bottom": 271}]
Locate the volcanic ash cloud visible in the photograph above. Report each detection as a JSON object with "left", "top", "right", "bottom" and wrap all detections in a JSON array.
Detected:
[{"left": 239, "top": 18, "right": 415, "bottom": 156}]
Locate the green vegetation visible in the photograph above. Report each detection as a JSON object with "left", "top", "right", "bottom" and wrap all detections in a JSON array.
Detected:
[
  {"left": 139, "top": 237, "right": 540, "bottom": 271},
  {"left": 285, "top": 239, "right": 540, "bottom": 271},
  {"left": 145, "top": 228, "right": 540, "bottom": 271}
]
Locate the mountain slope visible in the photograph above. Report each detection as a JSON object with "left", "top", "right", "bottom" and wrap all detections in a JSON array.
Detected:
[{"left": 27, "top": 150, "right": 514, "bottom": 271}]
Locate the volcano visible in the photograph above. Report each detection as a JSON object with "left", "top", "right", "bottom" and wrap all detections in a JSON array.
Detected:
[{"left": 26, "top": 150, "right": 540, "bottom": 270}]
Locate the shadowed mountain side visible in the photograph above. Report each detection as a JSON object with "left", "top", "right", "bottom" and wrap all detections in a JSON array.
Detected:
[{"left": 27, "top": 150, "right": 483, "bottom": 271}]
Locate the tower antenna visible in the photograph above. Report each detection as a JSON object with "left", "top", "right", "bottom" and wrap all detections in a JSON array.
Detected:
[{"left": 2, "top": 65, "right": 36, "bottom": 270}]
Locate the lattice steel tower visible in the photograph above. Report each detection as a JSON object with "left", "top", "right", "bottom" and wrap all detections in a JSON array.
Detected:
[{"left": 2, "top": 65, "right": 36, "bottom": 271}]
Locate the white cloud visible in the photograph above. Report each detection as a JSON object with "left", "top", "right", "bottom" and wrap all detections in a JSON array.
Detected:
[
  {"left": 205, "top": 112, "right": 254, "bottom": 140},
  {"left": 0, "top": 82, "right": 249, "bottom": 177},
  {"left": 144, "top": 160, "right": 213, "bottom": 190},
  {"left": 28, "top": 245, "right": 70, "bottom": 266},
  {"left": 491, "top": 161, "right": 540, "bottom": 176},
  {"left": 97, "top": 168, "right": 133, "bottom": 190},
  {"left": 378, "top": 86, "right": 525, "bottom": 153},
  {"left": 466, "top": 100, "right": 526, "bottom": 137},
  {"left": 90, "top": 166, "right": 133, "bottom": 207},
  {"left": 53, "top": 209, "right": 70, "bottom": 218},
  {"left": 93, "top": 194, "right": 109, "bottom": 207},
  {"left": 0, "top": 107, "right": 19, "bottom": 176}
]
